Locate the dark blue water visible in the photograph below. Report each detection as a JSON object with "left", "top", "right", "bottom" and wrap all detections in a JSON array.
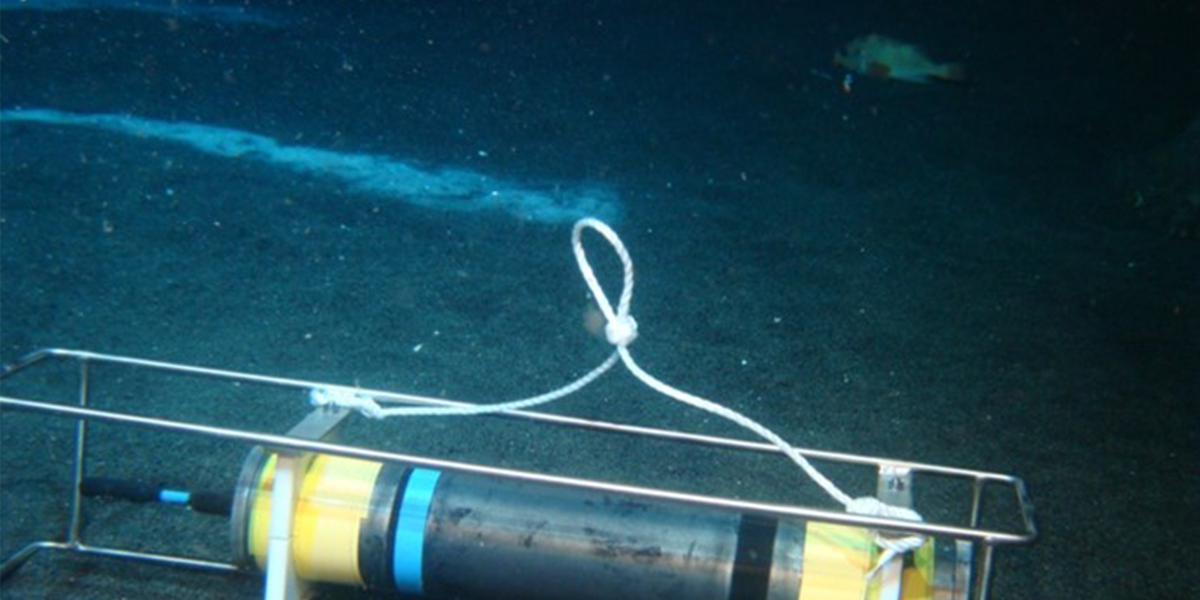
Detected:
[{"left": 1, "top": 1, "right": 1196, "bottom": 599}]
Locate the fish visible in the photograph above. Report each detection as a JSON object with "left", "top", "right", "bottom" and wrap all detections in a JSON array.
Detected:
[{"left": 833, "top": 34, "right": 966, "bottom": 84}]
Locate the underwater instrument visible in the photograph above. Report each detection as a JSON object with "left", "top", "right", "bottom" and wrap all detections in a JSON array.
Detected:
[{"left": 0, "top": 220, "right": 1035, "bottom": 600}]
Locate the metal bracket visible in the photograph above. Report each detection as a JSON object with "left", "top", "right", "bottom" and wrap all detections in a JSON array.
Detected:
[{"left": 0, "top": 348, "right": 1037, "bottom": 600}]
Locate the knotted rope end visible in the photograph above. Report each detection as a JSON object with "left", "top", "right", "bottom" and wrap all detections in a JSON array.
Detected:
[
  {"left": 309, "top": 386, "right": 386, "bottom": 419},
  {"left": 846, "top": 496, "right": 927, "bottom": 580},
  {"left": 605, "top": 314, "right": 638, "bottom": 346}
]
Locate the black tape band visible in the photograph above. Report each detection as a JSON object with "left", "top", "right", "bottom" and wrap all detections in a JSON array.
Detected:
[
  {"left": 358, "top": 464, "right": 411, "bottom": 590},
  {"left": 729, "top": 513, "right": 778, "bottom": 600}
]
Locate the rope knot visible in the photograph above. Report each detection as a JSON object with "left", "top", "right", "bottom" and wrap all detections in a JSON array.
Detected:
[
  {"left": 605, "top": 314, "right": 639, "bottom": 346},
  {"left": 846, "top": 496, "right": 927, "bottom": 578},
  {"left": 846, "top": 496, "right": 922, "bottom": 522},
  {"left": 309, "top": 386, "right": 385, "bottom": 419}
]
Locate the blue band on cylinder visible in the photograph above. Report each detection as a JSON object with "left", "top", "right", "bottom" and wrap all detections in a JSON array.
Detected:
[
  {"left": 158, "top": 489, "right": 191, "bottom": 505},
  {"left": 393, "top": 468, "right": 442, "bottom": 594}
]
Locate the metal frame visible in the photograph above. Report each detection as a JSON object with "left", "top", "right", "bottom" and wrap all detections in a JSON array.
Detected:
[{"left": 0, "top": 348, "right": 1037, "bottom": 599}]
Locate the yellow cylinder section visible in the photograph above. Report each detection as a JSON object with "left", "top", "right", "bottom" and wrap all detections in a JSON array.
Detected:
[
  {"left": 798, "top": 522, "right": 936, "bottom": 600},
  {"left": 246, "top": 454, "right": 383, "bottom": 585}
]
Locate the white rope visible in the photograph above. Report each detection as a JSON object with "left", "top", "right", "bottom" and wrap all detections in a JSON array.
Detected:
[
  {"left": 313, "top": 216, "right": 925, "bottom": 571},
  {"left": 309, "top": 351, "right": 621, "bottom": 418}
]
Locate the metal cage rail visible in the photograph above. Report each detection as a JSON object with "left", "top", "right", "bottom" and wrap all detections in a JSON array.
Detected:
[{"left": 0, "top": 348, "right": 1037, "bottom": 599}]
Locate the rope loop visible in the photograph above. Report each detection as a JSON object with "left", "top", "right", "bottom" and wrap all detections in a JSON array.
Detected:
[{"left": 572, "top": 217, "right": 637, "bottom": 347}]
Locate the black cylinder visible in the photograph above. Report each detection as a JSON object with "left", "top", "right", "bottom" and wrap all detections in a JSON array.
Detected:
[{"left": 232, "top": 454, "right": 972, "bottom": 600}]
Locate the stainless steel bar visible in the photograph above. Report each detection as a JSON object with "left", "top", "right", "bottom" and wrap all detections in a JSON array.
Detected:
[
  {"left": 2, "top": 348, "right": 1021, "bottom": 481},
  {"left": 970, "top": 477, "right": 984, "bottom": 528},
  {"left": 1014, "top": 478, "right": 1038, "bottom": 541},
  {"left": 0, "top": 348, "right": 53, "bottom": 380},
  {"left": 66, "top": 358, "right": 90, "bottom": 545},
  {"left": 74, "top": 544, "right": 239, "bottom": 572},
  {"left": 974, "top": 542, "right": 996, "bottom": 600},
  {"left": 0, "top": 542, "right": 237, "bottom": 581},
  {"left": 0, "top": 541, "right": 67, "bottom": 580},
  {"left": 0, "top": 395, "right": 1036, "bottom": 544}
]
